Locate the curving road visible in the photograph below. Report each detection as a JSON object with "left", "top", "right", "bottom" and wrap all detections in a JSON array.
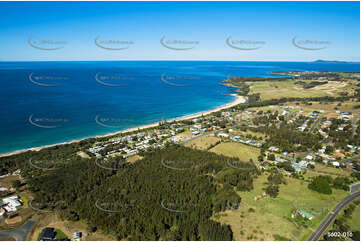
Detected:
[
  {"left": 308, "top": 191, "right": 360, "bottom": 241},
  {"left": 0, "top": 214, "right": 40, "bottom": 241}
]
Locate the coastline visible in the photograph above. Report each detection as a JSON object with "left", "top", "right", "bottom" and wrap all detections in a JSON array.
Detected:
[{"left": 0, "top": 94, "right": 247, "bottom": 158}]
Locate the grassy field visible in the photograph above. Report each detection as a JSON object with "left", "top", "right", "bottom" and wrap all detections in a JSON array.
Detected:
[
  {"left": 210, "top": 142, "right": 260, "bottom": 162},
  {"left": 77, "top": 151, "right": 90, "bottom": 159},
  {"left": 184, "top": 135, "right": 220, "bottom": 150},
  {"left": 285, "top": 101, "right": 360, "bottom": 116},
  {"left": 0, "top": 175, "right": 20, "bottom": 188},
  {"left": 313, "top": 164, "right": 352, "bottom": 177},
  {"left": 214, "top": 173, "right": 349, "bottom": 241},
  {"left": 247, "top": 80, "right": 349, "bottom": 101},
  {"left": 176, "top": 130, "right": 193, "bottom": 138},
  {"left": 303, "top": 163, "right": 353, "bottom": 180},
  {"left": 350, "top": 199, "right": 360, "bottom": 231}
]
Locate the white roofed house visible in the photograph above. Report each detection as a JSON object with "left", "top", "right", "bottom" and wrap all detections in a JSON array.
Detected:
[
  {"left": 2, "top": 195, "right": 22, "bottom": 213},
  {"left": 305, "top": 155, "right": 313, "bottom": 160},
  {"left": 218, "top": 133, "right": 229, "bottom": 138}
]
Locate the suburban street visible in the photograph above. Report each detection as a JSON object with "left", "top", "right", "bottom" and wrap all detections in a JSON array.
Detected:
[
  {"left": 351, "top": 114, "right": 359, "bottom": 137},
  {"left": 308, "top": 191, "right": 360, "bottom": 241},
  {"left": 308, "top": 115, "right": 323, "bottom": 134}
]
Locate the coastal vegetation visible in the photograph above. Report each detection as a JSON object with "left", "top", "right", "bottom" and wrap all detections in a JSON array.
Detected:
[{"left": 17, "top": 145, "right": 257, "bottom": 240}]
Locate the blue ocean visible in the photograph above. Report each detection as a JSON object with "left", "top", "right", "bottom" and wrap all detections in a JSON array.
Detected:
[{"left": 0, "top": 61, "right": 359, "bottom": 154}]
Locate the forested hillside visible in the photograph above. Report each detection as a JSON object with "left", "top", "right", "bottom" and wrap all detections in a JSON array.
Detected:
[{"left": 18, "top": 145, "right": 257, "bottom": 240}]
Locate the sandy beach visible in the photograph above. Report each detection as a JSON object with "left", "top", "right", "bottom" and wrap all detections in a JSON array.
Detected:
[{"left": 0, "top": 94, "right": 247, "bottom": 158}]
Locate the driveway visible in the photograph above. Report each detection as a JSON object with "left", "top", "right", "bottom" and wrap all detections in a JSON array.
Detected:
[{"left": 0, "top": 214, "right": 40, "bottom": 241}]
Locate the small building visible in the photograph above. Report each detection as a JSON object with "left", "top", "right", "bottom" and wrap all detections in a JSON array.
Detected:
[
  {"left": 346, "top": 163, "right": 354, "bottom": 170},
  {"left": 73, "top": 232, "right": 82, "bottom": 241},
  {"left": 298, "top": 210, "right": 313, "bottom": 220},
  {"left": 268, "top": 146, "right": 279, "bottom": 152},
  {"left": 275, "top": 157, "right": 287, "bottom": 163},
  {"left": 305, "top": 155, "right": 313, "bottom": 160},
  {"left": 40, "top": 227, "right": 55, "bottom": 241},
  {"left": 2, "top": 195, "right": 22, "bottom": 213},
  {"left": 218, "top": 133, "right": 229, "bottom": 138}
]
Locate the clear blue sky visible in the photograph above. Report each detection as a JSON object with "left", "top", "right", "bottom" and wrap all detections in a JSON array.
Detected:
[{"left": 0, "top": 1, "right": 359, "bottom": 61}]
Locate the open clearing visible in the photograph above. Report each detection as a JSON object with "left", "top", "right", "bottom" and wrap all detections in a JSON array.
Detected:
[
  {"left": 313, "top": 164, "right": 352, "bottom": 177},
  {"left": 285, "top": 101, "right": 360, "bottom": 115},
  {"left": 184, "top": 135, "right": 220, "bottom": 150},
  {"left": 210, "top": 142, "right": 260, "bottom": 162},
  {"left": 126, "top": 155, "right": 143, "bottom": 163},
  {"left": 214, "top": 173, "right": 349, "bottom": 241},
  {"left": 5, "top": 216, "right": 22, "bottom": 225},
  {"left": 247, "top": 80, "right": 349, "bottom": 101},
  {"left": 29, "top": 213, "right": 115, "bottom": 241},
  {"left": 77, "top": 151, "right": 90, "bottom": 159}
]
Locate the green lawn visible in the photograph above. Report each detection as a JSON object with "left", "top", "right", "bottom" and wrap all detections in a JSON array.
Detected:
[
  {"left": 55, "top": 229, "right": 68, "bottom": 240},
  {"left": 350, "top": 200, "right": 360, "bottom": 231},
  {"left": 214, "top": 173, "right": 349, "bottom": 241}
]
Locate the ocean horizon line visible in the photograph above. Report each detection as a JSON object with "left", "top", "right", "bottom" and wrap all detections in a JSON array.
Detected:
[{"left": 1, "top": 60, "right": 360, "bottom": 63}]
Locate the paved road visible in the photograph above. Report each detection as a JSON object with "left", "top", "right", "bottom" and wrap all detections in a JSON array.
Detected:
[
  {"left": 308, "top": 115, "right": 322, "bottom": 134},
  {"left": 308, "top": 191, "right": 360, "bottom": 241},
  {"left": 0, "top": 214, "right": 40, "bottom": 241},
  {"left": 351, "top": 114, "right": 359, "bottom": 138}
]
